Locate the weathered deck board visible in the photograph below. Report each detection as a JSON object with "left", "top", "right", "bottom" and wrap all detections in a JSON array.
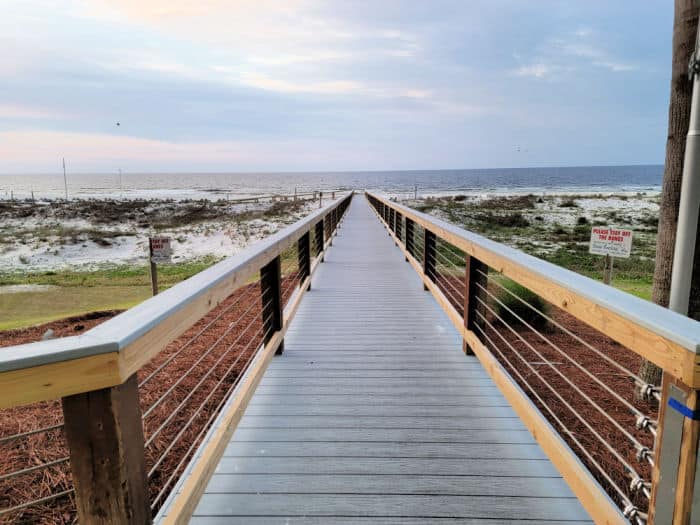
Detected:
[{"left": 188, "top": 197, "right": 592, "bottom": 523}]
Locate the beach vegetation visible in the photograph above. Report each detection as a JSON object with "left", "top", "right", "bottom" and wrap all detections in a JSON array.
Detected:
[{"left": 493, "top": 278, "right": 550, "bottom": 330}]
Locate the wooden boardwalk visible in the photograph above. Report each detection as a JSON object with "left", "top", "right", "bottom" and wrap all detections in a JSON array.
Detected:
[{"left": 184, "top": 198, "right": 592, "bottom": 524}]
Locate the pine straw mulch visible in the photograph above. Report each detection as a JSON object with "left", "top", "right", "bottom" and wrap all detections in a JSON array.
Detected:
[
  {"left": 435, "top": 270, "right": 657, "bottom": 515},
  {"left": 0, "top": 275, "right": 302, "bottom": 524}
]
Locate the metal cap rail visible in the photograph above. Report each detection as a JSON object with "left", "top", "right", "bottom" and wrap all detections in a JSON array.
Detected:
[
  {"left": 0, "top": 193, "right": 352, "bottom": 524},
  {"left": 366, "top": 191, "right": 700, "bottom": 525}
]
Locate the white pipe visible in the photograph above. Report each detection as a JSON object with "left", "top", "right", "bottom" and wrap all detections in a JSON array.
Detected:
[{"left": 669, "top": 26, "right": 700, "bottom": 315}]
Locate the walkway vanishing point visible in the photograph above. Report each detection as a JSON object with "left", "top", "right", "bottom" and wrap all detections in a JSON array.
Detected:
[
  {"left": 3, "top": 192, "right": 700, "bottom": 525},
  {"left": 160, "top": 197, "right": 591, "bottom": 524}
]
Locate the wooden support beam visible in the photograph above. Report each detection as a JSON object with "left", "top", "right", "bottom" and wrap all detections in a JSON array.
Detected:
[
  {"left": 650, "top": 376, "right": 700, "bottom": 524},
  {"left": 463, "top": 255, "right": 488, "bottom": 356},
  {"left": 673, "top": 387, "right": 700, "bottom": 524},
  {"left": 315, "top": 220, "right": 324, "bottom": 261},
  {"left": 261, "top": 256, "right": 284, "bottom": 355},
  {"left": 298, "top": 231, "right": 311, "bottom": 290},
  {"left": 395, "top": 211, "right": 403, "bottom": 243},
  {"left": 62, "top": 374, "right": 151, "bottom": 525},
  {"left": 423, "top": 229, "right": 436, "bottom": 290},
  {"left": 325, "top": 215, "right": 332, "bottom": 246},
  {"left": 405, "top": 218, "right": 415, "bottom": 261}
]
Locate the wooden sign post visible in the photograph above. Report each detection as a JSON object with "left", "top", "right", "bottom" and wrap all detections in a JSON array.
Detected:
[
  {"left": 589, "top": 226, "right": 633, "bottom": 285},
  {"left": 148, "top": 237, "right": 172, "bottom": 296}
]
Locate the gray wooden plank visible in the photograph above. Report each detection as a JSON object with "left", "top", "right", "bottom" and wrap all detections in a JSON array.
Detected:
[
  {"left": 222, "top": 442, "right": 546, "bottom": 460},
  {"left": 213, "top": 457, "right": 559, "bottom": 478},
  {"left": 252, "top": 385, "right": 502, "bottom": 395},
  {"left": 193, "top": 494, "right": 589, "bottom": 521},
  {"left": 238, "top": 415, "right": 525, "bottom": 430},
  {"left": 257, "top": 377, "right": 496, "bottom": 387},
  {"left": 231, "top": 428, "right": 538, "bottom": 444},
  {"left": 204, "top": 473, "right": 574, "bottom": 497},
  {"left": 246, "top": 394, "right": 512, "bottom": 406},
  {"left": 241, "top": 404, "right": 517, "bottom": 417},
  {"left": 191, "top": 518, "right": 593, "bottom": 525},
  {"left": 265, "top": 365, "right": 488, "bottom": 374}
]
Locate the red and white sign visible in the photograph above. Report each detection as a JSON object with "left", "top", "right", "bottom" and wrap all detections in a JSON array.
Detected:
[
  {"left": 589, "top": 227, "right": 633, "bottom": 258},
  {"left": 149, "top": 237, "right": 172, "bottom": 263}
]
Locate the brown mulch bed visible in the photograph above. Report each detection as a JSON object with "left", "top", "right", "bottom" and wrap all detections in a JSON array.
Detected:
[
  {"left": 434, "top": 269, "right": 657, "bottom": 514},
  {"left": 486, "top": 306, "right": 657, "bottom": 513},
  {"left": 0, "top": 275, "right": 301, "bottom": 524}
]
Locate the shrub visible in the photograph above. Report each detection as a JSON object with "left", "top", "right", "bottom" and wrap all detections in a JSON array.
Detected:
[
  {"left": 559, "top": 198, "right": 578, "bottom": 208},
  {"left": 576, "top": 216, "right": 588, "bottom": 225},
  {"left": 474, "top": 212, "right": 529, "bottom": 228},
  {"left": 494, "top": 280, "right": 550, "bottom": 330}
]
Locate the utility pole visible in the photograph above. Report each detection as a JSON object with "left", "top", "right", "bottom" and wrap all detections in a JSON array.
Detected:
[
  {"left": 63, "top": 158, "right": 68, "bottom": 200},
  {"left": 669, "top": 16, "right": 700, "bottom": 316}
]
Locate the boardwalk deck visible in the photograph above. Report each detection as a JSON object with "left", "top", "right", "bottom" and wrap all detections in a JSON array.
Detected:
[{"left": 180, "top": 197, "right": 593, "bottom": 524}]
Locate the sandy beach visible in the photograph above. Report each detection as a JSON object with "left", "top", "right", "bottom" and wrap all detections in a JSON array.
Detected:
[{"left": 0, "top": 196, "right": 322, "bottom": 273}]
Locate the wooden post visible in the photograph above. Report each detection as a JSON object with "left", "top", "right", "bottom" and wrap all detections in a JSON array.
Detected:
[
  {"left": 261, "top": 256, "right": 284, "bottom": 354},
  {"left": 405, "top": 218, "right": 415, "bottom": 261},
  {"left": 649, "top": 376, "right": 700, "bottom": 524},
  {"left": 62, "top": 374, "right": 151, "bottom": 525},
  {"left": 315, "top": 220, "right": 324, "bottom": 261},
  {"left": 423, "top": 229, "right": 436, "bottom": 291},
  {"left": 603, "top": 254, "right": 614, "bottom": 285},
  {"left": 298, "top": 231, "right": 311, "bottom": 290},
  {"left": 148, "top": 238, "right": 159, "bottom": 296},
  {"left": 463, "top": 256, "right": 488, "bottom": 355},
  {"left": 673, "top": 387, "right": 700, "bottom": 524},
  {"left": 395, "top": 212, "right": 403, "bottom": 244},
  {"left": 325, "top": 214, "right": 332, "bottom": 245}
]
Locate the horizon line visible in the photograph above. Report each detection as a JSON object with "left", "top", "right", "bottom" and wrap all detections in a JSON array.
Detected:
[{"left": 0, "top": 162, "right": 664, "bottom": 177}]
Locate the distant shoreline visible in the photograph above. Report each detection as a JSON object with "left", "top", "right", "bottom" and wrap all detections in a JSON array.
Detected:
[{"left": 0, "top": 165, "right": 662, "bottom": 202}]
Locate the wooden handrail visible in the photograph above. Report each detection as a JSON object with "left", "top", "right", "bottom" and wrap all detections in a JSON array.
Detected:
[
  {"left": 365, "top": 192, "right": 700, "bottom": 387},
  {"left": 0, "top": 194, "right": 353, "bottom": 409}
]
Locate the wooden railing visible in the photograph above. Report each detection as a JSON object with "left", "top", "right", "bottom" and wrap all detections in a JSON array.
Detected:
[
  {"left": 366, "top": 192, "right": 700, "bottom": 525},
  {"left": 0, "top": 193, "right": 353, "bottom": 524}
]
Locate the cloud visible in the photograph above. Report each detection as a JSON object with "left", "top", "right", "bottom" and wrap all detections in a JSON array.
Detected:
[
  {"left": 239, "top": 72, "right": 364, "bottom": 95},
  {"left": 0, "top": 128, "right": 403, "bottom": 172},
  {"left": 513, "top": 28, "right": 637, "bottom": 80},
  {"left": 513, "top": 63, "right": 553, "bottom": 79},
  {"left": 558, "top": 41, "right": 637, "bottom": 72},
  {"left": 0, "top": 105, "right": 72, "bottom": 120}
]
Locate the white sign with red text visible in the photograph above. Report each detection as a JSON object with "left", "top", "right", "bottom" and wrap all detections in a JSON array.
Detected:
[
  {"left": 589, "top": 227, "right": 633, "bottom": 258},
  {"left": 150, "top": 237, "right": 172, "bottom": 263}
]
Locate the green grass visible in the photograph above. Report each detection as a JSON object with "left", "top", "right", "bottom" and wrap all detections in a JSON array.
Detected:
[
  {"left": 0, "top": 286, "right": 151, "bottom": 330},
  {"left": 0, "top": 257, "right": 222, "bottom": 330},
  {"left": 0, "top": 257, "right": 221, "bottom": 288}
]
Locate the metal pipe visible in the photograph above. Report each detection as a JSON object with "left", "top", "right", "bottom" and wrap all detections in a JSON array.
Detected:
[{"left": 670, "top": 24, "right": 700, "bottom": 315}]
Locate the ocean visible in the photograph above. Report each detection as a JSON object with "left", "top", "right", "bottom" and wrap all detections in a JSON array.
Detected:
[{"left": 0, "top": 165, "right": 662, "bottom": 201}]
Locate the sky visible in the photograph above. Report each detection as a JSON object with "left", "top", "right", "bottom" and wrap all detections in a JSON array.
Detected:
[{"left": 0, "top": 1, "right": 674, "bottom": 173}]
